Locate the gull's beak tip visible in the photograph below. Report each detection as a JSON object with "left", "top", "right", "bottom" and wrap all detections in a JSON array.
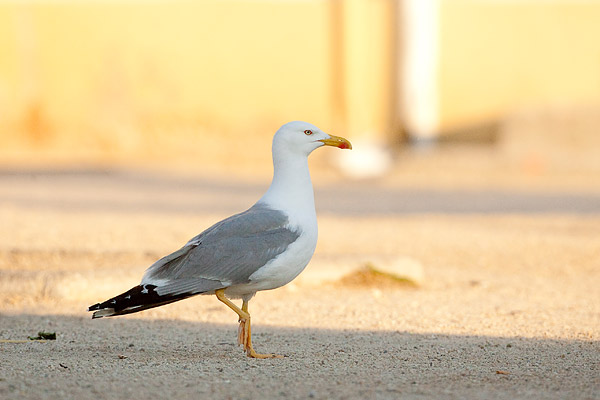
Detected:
[{"left": 319, "top": 135, "right": 352, "bottom": 150}]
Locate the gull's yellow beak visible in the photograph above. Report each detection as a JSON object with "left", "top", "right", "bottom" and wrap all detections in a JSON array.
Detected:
[{"left": 319, "top": 135, "right": 352, "bottom": 150}]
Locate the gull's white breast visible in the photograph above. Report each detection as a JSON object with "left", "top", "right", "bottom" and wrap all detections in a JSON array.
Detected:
[{"left": 225, "top": 211, "right": 318, "bottom": 297}]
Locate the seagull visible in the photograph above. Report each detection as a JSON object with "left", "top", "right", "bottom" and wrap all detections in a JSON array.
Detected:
[{"left": 88, "top": 121, "right": 352, "bottom": 358}]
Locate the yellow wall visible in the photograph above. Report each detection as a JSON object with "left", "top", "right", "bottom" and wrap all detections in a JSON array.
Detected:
[
  {"left": 2, "top": 0, "right": 599, "bottom": 165},
  {"left": 0, "top": 1, "right": 332, "bottom": 164},
  {"left": 438, "top": 1, "right": 600, "bottom": 130},
  {"left": 0, "top": 0, "right": 393, "bottom": 166}
]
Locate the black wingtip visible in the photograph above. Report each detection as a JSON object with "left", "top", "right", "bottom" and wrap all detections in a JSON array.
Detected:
[{"left": 87, "top": 284, "right": 197, "bottom": 319}]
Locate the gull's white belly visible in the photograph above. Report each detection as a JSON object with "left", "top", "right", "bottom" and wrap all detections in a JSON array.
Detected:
[{"left": 224, "top": 229, "right": 317, "bottom": 298}]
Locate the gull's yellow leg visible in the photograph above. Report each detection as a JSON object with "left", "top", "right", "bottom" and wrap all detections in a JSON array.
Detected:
[
  {"left": 215, "top": 289, "right": 282, "bottom": 359},
  {"left": 237, "top": 300, "right": 249, "bottom": 348}
]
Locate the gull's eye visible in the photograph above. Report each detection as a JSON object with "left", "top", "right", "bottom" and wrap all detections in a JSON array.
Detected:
[{"left": 304, "top": 130, "right": 313, "bottom": 136}]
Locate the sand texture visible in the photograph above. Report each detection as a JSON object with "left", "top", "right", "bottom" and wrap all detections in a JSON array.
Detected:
[{"left": 0, "top": 167, "right": 599, "bottom": 400}]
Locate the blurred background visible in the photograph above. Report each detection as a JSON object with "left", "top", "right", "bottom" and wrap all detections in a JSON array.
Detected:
[
  {"left": 1, "top": 0, "right": 599, "bottom": 308},
  {"left": 0, "top": 0, "right": 599, "bottom": 187}
]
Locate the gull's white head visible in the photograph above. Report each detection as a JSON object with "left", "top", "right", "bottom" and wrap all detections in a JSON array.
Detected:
[
  {"left": 260, "top": 121, "right": 352, "bottom": 211},
  {"left": 272, "top": 121, "right": 352, "bottom": 158}
]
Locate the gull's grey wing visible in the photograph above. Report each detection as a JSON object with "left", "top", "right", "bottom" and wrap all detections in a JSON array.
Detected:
[{"left": 141, "top": 203, "right": 300, "bottom": 294}]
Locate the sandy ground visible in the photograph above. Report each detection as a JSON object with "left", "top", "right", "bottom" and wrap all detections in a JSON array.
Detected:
[{"left": 0, "top": 163, "right": 599, "bottom": 399}]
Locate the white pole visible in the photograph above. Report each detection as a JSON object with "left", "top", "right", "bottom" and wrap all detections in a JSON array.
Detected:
[{"left": 400, "top": 0, "right": 440, "bottom": 142}]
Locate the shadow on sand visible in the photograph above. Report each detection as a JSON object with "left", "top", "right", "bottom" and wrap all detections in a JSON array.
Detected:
[{"left": 0, "top": 313, "right": 597, "bottom": 400}]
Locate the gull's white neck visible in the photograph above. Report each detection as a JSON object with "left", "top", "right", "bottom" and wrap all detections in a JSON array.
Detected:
[{"left": 258, "top": 149, "right": 316, "bottom": 223}]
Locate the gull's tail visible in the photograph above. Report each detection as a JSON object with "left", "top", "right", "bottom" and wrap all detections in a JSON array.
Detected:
[{"left": 88, "top": 284, "right": 195, "bottom": 319}]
